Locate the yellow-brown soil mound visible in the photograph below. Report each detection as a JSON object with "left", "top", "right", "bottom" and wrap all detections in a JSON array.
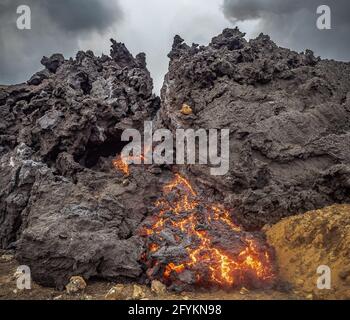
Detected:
[{"left": 265, "top": 204, "right": 350, "bottom": 300}]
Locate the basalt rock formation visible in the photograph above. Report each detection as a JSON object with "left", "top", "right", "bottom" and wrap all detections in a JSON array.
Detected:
[
  {"left": 0, "top": 28, "right": 350, "bottom": 289},
  {"left": 160, "top": 27, "right": 350, "bottom": 229},
  {"left": 0, "top": 40, "right": 162, "bottom": 287}
]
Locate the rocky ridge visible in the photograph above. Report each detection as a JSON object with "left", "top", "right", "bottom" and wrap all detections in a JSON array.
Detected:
[
  {"left": 160, "top": 28, "right": 350, "bottom": 228},
  {"left": 0, "top": 28, "right": 350, "bottom": 288},
  {"left": 0, "top": 40, "right": 163, "bottom": 287}
]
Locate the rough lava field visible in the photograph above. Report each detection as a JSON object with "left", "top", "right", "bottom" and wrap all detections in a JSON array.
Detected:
[{"left": 0, "top": 28, "right": 350, "bottom": 299}]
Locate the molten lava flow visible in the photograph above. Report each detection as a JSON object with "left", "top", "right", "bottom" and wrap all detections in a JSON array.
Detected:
[
  {"left": 112, "top": 147, "right": 152, "bottom": 176},
  {"left": 140, "top": 174, "right": 275, "bottom": 289},
  {"left": 112, "top": 152, "right": 147, "bottom": 176},
  {"left": 112, "top": 156, "right": 130, "bottom": 176}
]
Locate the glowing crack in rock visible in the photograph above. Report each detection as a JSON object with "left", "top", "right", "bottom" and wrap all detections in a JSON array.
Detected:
[{"left": 139, "top": 173, "right": 276, "bottom": 289}]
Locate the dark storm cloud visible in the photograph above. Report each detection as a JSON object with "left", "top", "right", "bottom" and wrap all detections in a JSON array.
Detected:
[
  {"left": 41, "top": 0, "right": 121, "bottom": 33},
  {"left": 0, "top": 0, "right": 122, "bottom": 84},
  {"left": 222, "top": 0, "right": 350, "bottom": 61}
]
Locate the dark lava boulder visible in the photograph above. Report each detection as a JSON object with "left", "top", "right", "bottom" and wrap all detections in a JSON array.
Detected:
[
  {"left": 160, "top": 28, "right": 350, "bottom": 229},
  {"left": 0, "top": 40, "right": 162, "bottom": 288}
]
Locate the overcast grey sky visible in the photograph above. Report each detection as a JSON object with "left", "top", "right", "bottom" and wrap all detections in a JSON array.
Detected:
[
  {"left": 223, "top": 0, "right": 350, "bottom": 62},
  {"left": 0, "top": 0, "right": 349, "bottom": 93}
]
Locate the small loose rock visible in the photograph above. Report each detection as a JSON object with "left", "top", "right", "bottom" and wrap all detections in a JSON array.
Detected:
[
  {"left": 180, "top": 104, "right": 193, "bottom": 115},
  {"left": 65, "top": 276, "right": 87, "bottom": 294},
  {"left": 105, "top": 284, "right": 133, "bottom": 300},
  {"left": 0, "top": 254, "right": 14, "bottom": 262},
  {"left": 151, "top": 280, "right": 167, "bottom": 296},
  {"left": 240, "top": 287, "right": 249, "bottom": 295},
  {"left": 132, "top": 284, "right": 146, "bottom": 300}
]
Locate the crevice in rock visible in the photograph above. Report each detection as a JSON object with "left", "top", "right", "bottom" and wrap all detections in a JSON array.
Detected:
[{"left": 77, "top": 130, "right": 128, "bottom": 170}]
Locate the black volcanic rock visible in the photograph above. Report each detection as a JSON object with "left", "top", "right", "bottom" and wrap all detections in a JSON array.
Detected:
[
  {"left": 0, "top": 39, "right": 161, "bottom": 288},
  {"left": 41, "top": 54, "right": 65, "bottom": 73},
  {"left": 1, "top": 29, "right": 350, "bottom": 288},
  {"left": 160, "top": 27, "right": 350, "bottom": 229}
]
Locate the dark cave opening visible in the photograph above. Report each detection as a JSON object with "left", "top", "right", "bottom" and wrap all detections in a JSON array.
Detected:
[{"left": 78, "top": 131, "right": 129, "bottom": 169}]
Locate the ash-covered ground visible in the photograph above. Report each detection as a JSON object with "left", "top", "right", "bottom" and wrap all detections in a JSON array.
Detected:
[{"left": 0, "top": 28, "right": 349, "bottom": 290}]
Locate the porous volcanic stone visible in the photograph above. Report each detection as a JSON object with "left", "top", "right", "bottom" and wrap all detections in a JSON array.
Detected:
[{"left": 160, "top": 28, "right": 350, "bottom": 229}]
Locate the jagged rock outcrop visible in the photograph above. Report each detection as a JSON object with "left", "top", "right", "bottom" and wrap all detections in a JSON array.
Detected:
[
  {"left": 0, "top": 40, "right": 162, "bottom": 287},
  {"left": 1, "top": 28, "right": 350, "bottom": 289},
  {"left": 160, "top": 27, "right": 350, "bottom": 229}
]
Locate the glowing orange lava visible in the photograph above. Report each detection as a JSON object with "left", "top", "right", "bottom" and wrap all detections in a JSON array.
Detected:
[
  {"left": 112, "top": 156, "right": 130, "bottom": 176},
  {"left": 141, "top": 174, "right": 275, "bottom": 288},
  {"left": 113, "top": 149, "right": 149, "bottom": 176},
  {"left": 112, "top": 153, "right": 147, "bottom": 176}
]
